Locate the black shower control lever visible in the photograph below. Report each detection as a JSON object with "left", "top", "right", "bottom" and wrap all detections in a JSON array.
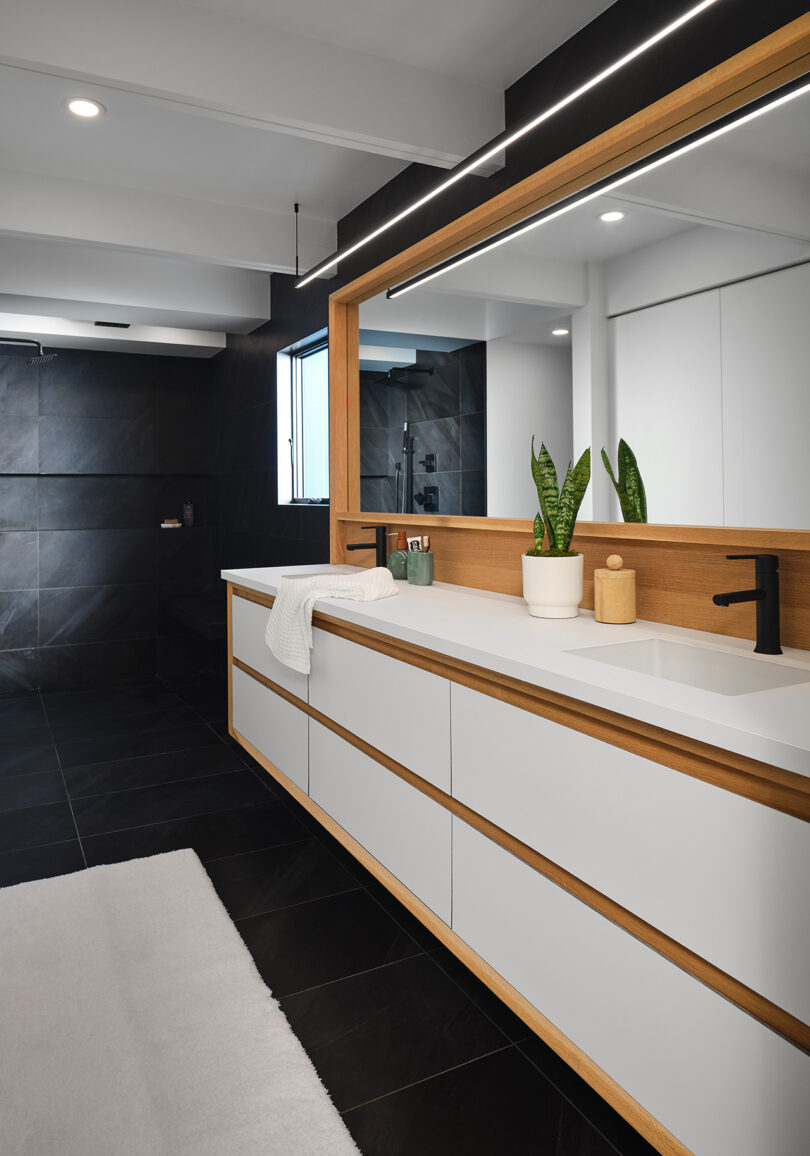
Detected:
[
  {"left": 345, "top": 525, "right": 387, "bottom": 568},
  {"left": 712, "top": 553, "right": 782, "bottom": 654}
]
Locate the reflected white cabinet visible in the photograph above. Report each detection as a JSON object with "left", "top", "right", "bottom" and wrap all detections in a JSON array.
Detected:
[{"left": 232, "top": 667, "right": 308, "bottom": 792}]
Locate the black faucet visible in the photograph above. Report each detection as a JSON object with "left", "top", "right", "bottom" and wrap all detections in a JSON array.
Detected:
[
  {"left": 712, "top": 554, "right": 782, "bottom": 655},
  {"left": 346, "top": 525, "right": 387, "bottom": 568}
]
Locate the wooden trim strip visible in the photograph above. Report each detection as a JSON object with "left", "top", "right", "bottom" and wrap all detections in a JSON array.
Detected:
[
  {"left": 232, "top": 653, "right": 810, "bottom": 1058},
  {"left": 231, "top": 726, "right": 693, "bottom": 1156},
  {"left": 230, "top": 586, "right": 810, "bottom": 822}
]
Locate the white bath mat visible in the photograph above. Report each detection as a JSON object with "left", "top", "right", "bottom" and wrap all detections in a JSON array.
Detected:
[{"left": 0, "top": 849, "right": 359, "bottom": 1156}]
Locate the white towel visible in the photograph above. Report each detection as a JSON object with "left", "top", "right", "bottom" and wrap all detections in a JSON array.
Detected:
[{"left": 264, "top": 567, "right": 399, "bottom": 673}]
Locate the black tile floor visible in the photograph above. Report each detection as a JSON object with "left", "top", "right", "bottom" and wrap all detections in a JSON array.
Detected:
[{"left": 0, "top": 676, "right": 657, "bottom": 1156}]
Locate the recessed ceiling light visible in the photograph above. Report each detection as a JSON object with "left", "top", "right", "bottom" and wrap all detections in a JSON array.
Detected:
[
  {"left": 67, "top": 98, "right": 105, "bottom": 118},
  {"left": 552, "top": 328, "right": 570, "bottom": 337},
  {"left": 600, "top": 210, "right": 625, "bottom": 222}
]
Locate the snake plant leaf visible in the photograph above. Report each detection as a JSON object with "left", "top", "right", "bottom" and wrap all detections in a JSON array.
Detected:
[
  {"left": 533, "top": 512, "right": 544, "bottom": 552},
  {"left": 531, "top": 438, "right": 559, "bottom": 550},
  {"left": 602, "top": 446, "right": 632, "bottom": 521},
  {"left": 617, "top": 439, "right": 647, "bottom": 522},
  {"left": 557, "top": 448, "right": 591, "bottom": 550}
]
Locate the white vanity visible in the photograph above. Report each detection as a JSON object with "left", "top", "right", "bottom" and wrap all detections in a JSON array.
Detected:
[{"left": 223, "top": 563, "right": 810, "bottom": 1156}]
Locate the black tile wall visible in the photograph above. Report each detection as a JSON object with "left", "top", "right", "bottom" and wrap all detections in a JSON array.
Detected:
[{"left": 0, "top": 349, "right": 220, "bottom": 693}]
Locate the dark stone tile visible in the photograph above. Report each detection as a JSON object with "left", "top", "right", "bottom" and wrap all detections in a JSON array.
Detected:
[
  {"left": 156, "top": 369, "right": 217, "bottom": 473},
  {"left": 0, "top": 800, "right": 76, "bottom": 854},
  {"left": 0, "top": 590, "right": 38, "bottom": 650},
  {"left": 0, "top": 840, "right": 84, "bottom": 889},
  {"left": 0, "top": 649, "right": 38, "bottom": 695},
  {"left": 71, "top": 769, "right": 270, "bottom": 836},
  {"left": 39, "top": 528, "right": 156, "bottom": 588},
  {"left": 48, "top": 701, "right": 198, "bottom": 744},
  {"left": 206, "top": 838, "right": 359, "bottom": 920},
  {"left": 39, "top": 416, "right": 156, "bottom": 474},
  {"left": 2, "top": 707, "right": 50, "bottom": 751},
  {"left": 360, "top": 477, "right": 383, "bottom": 512},
  {"left": 360, "top": 427, "right": 389, "bottom": 477},
  {"left": 428, "top": 945, "right": 531, "bottom": 1044},
  {"left": 164, "top": 674, "right": 226, "bottom": 716},
  {"left": 158, "top": 527, "right": 213, "bottom": 581},
  {"left": 155, "top": 477, "right": 215, "bottom": 529},
  {"left": 461, "top": 469, "right": 486, "bottom": 516},
  {"left": 459, "top": 343, "right": 487, "bottom": 415},
  {"left": 155, "top": 633, "right": 223, "bottom": 679},
  {"left": 0, "top": 771, "right": 67, "bottom": 813},
  {"left": 0, "top": 477, "right": 37, "bottom": 529},
  {"left": 56, "top": 718, "right": 218, "bottom": 768},
  {"left": 461, "top": 411, "right": 486, "bottom": 472},
  {"left": 38, "top": 351, "right": 155, "bottom": 419},
  {"left": 83, "top": 798, "right": 307, "bottom": 866},
  {"left": 406, "top": 357, "right": 459, "bottom": 423},
  {"left": 0, "top": 532, "right": 37, "bottom": 592},
  {"left": 412, "top": 470, "right": 460, "bottom": 516},
  {"left": 364, "top": 880, "right": 445, "bottom": 954},
  {"left": 517, "top": 1035, "right": 659, "bottom": 1156},
  {"left": 38, "top": 476, "right": 158, "bottom": 530},
  {"left": 0, "top": 692, "right": 42, "bottom": 720},
  {"left": 42, "top": 680, "right": 181, "bottom": 724},
  {"left": 282, "top": 953, "right": 510, "bottom": 1112},
  {"left": 39, "top": 584, "right": 158, "bottom": 647},
  {"left": 36, "top": 639, "right": 156, "bottom": 691},
  {"left": 411, "top": 416, "right": 461, "bottom": 472},
  {"left": 359, "top": 379, "right": 389, "bottom": 429},
  {"left": 0, "top": 416, "right": 38, "bottom": 473},
  {"left": 0, "top": 740, "right": 59, "bottom": 778},
  {"left": 64, "top": 743, "right": 244, "bottom": 798},
  {"left": 0, "top": 356, "right": 38, "bottom": 417},
  {"left": 237, "top": 888, "right": 421, "bottom": 999},
  {"left": 344, "top": 1045, "right": 620, "bottom": 1156}
]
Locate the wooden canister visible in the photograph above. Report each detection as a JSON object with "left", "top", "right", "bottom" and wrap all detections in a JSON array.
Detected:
[{"left": 594, "top": 554, "right": 636, "bottom": 623}]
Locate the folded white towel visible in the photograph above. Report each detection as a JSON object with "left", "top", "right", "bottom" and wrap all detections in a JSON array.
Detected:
[{"left": 264, "top": 568, "right": 399, "bottom": 674}]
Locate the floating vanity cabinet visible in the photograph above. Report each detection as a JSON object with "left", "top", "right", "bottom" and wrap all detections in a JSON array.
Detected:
[
  {"left": 231, "top": 590, "right": 308, "bottom": 699},
  {"left": 309, "top": 720, "right": 451, "bottom": 922},
  {"left": 450, "top": 685, "right": 810, "bottom": 1024},
  {"left": 309, "top": 627, "right": 451, "bottom": 791},
  {"left": 231, "top": 667, "right": 308, "bottom": 793}
]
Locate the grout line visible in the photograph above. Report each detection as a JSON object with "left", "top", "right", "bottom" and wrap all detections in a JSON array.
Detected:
[
  {"left": 277, "top": 948, "right": 427, "bottom": 1003},
  {"left": 39, "top": 689, "right": 87, "bottom": 869},
  {"left": 203, "top": 833, "right": 314, "bottom": 865},
  {"left": 225, "top": 883, "right": 362, "bottom": 925},
  {"left": 64, "top": 763, "right": 244, "bottom": 802},
  {"left": 74, "top": 795, "right": 267, "bottom": 842}
]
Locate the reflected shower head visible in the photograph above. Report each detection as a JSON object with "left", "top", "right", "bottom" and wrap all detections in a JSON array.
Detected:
[
  {"left": 373, "top": 364, "right": 435, "bottom": 386},
  {"left": 0, "top": 337, "right": 58, "bottom": 365}
]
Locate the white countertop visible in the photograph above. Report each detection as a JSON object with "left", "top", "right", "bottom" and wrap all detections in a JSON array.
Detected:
[{"left": 222, "top": 564, "right": 810, "bottom": 776}]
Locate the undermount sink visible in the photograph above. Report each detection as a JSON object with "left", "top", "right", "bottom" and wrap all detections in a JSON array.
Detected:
[{"left": 566, "top": 637, "right": 810, "bottom": 696}]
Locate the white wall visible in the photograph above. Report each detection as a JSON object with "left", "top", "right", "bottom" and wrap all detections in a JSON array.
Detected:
[{"left": 486, "top": 339, "right": 572, "bottom": 519}]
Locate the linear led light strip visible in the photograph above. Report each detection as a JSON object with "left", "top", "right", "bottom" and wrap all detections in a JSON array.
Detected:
[
  {"left": 386, "top": 75, "right": 810, "bottom": 298},
  {"left": 295, "top": 0, "right": 719, "bottom": 288}
]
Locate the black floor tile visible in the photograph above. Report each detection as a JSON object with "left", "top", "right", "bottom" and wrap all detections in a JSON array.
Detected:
[
  {"left": 0, "top": 801, "right": 77, "bottom": 854},
  {"left": 0, "top": 770, "right": 67, "bottom": 813},
  {"left": 165, "top": 677, "right": 226, "bottom": 720},
  {"left": 343, "top": 1045, "right": 622, "bottom": 1156},
  {"left": 3, "top": 713, "right": 52, "bottom": 751},
  {"left": 41, "top": 681, "right": 182, "bottom": 725},
  {"left": 205, "top": 838, "right": 360, "bottom": 921},
  {"left": 0, "top": 840, "right": 85, "bottom": 888},
  {"left": 63, "top": 743, "right": 245, "bottom": 798},
  {"left": 47, "top": 703, "right": 200, "bottom": 745},
  {"left": 428, "top": 945, "right": 532, "bottom": 1044},
  {"left": 82, "top": 799, "right": 308, "bottom": 866},
  {"left": 238, "top": 888, "right": 422, "bottom": 999},
  {"left": 0, "top": 692, "right": 41, "bottom": 717},
  {"left": 517, "top": 1036, "right": 659, "bottom": 1156},
  {"left": 0, "top": 741, "right": 59, "bottom": 778},
  {"left": 56, "top": 720, "right": 219, "bottom": 768},
  {"left": 365, "top": 879, "right": 445, "bottom": 953},
  {"left": 281, "top": 953, "right": 510, "bottom": 1112},
  {"left": 71, "top": 770, "right": 271, "bottom": 836}
]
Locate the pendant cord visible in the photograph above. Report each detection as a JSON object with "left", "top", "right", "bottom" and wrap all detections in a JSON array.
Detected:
[{"left": 294, "top": 202, "right": 299, "bottom": 279}]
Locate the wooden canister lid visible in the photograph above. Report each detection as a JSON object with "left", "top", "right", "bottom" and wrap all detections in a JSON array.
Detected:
[{"left": 595, "top": 553, "right": 635, "bottom": 578}]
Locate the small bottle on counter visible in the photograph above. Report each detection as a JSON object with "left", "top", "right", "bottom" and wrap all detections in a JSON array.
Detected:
[
  {"left": 387, "top": 530, "right": 409, "bottom": 579},
  {"left": 594, "top": 554, "right": 636, "bottom": 623}
]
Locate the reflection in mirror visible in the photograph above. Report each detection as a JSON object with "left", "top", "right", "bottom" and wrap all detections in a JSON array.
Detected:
[{"left": 358, "top": 86, "right": 810, "bottom": 529}]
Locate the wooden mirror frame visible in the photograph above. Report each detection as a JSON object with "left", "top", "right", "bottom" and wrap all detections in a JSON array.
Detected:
[{"left": 328, "top": 15, "right": 810, "bottom": 649}]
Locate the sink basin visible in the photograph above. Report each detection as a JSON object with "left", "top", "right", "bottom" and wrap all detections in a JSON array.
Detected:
[{"left": 566, "top": 637, "right": 810, "bottom": 696}]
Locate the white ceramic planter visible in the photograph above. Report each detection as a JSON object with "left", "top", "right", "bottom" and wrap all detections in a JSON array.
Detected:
[{"left": 522, "top": 553, "right": 584, "bottom": 618}]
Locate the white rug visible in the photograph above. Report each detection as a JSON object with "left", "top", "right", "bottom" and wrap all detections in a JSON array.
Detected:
[{"left": 0, "top": 850, "right": 360, "bottom": 1156}]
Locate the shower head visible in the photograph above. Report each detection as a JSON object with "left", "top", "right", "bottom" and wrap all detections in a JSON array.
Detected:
[
  {"left": 0, "top": 337, "right": 58, "bottom": 365},
  {"left": 373, "top": 364, "right": 435, "bottom": 386}
]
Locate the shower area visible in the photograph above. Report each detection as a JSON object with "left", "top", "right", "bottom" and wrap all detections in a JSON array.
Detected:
[{"left": 358, "top": 336, "right": 487, "bottom": 517}]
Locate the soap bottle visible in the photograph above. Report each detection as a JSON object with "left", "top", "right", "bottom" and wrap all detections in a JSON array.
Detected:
[
  {"left": 387, "top": 530, "right": 409, "bottom": 579},
  {"left": 594, "top": 554, "right": 636, "bottom": 623},
  {"left": 182, "top": 497, "right": 194, "bottom": 527}
]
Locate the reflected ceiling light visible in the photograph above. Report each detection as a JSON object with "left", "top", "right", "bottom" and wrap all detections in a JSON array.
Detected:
[
  {"left": 387, "top": 76, "right": 810, "bottom": 300},
  {"left": 600, "top": 210, "right": 625, "bottom": 222},
  {"left": 67, "top": 98, "right": 105, "bottom": 118},
  {"left": 552, "top": 328, "right": 570, "bottom": 336},
  {"left": 295, "top": 0, "right": 719, "bottom": 288}
]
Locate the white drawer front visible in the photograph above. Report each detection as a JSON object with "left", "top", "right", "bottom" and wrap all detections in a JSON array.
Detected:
[
  {"left": 309, "top": 720, "right": 451, "bottom": 923},
  {"left": 232, "top": 593, "right": 308, "bottom": 699},
  {"left": 232, "top": 667, "right": 308, "bottom": 793},
  {"left": 309, "top": 628, "right": 450, "bottom": 791},
  {"left": 453, "top": 818, "right": 810, "bottom": 1156},
  {"left": 451, "top": 684, "right": 810, "bottom": 1024}
]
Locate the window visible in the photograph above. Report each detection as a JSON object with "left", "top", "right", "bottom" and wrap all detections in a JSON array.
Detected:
[{"left": 277, "top": 332, "right": 329, "bottom": 504}]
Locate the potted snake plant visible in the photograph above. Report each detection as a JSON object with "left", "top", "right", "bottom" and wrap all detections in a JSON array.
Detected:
[{"left": 522, "top": 438, "right": 591, "bottom": 618}]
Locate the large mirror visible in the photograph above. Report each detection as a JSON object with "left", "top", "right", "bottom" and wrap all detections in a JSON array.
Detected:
[{"left": 358, "top": 85, "right": 810, "bottom": 529}]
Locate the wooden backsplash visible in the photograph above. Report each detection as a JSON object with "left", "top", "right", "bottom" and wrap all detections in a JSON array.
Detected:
[{"left": 333, "top": 514, "right": 810, "bottom": 652}]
